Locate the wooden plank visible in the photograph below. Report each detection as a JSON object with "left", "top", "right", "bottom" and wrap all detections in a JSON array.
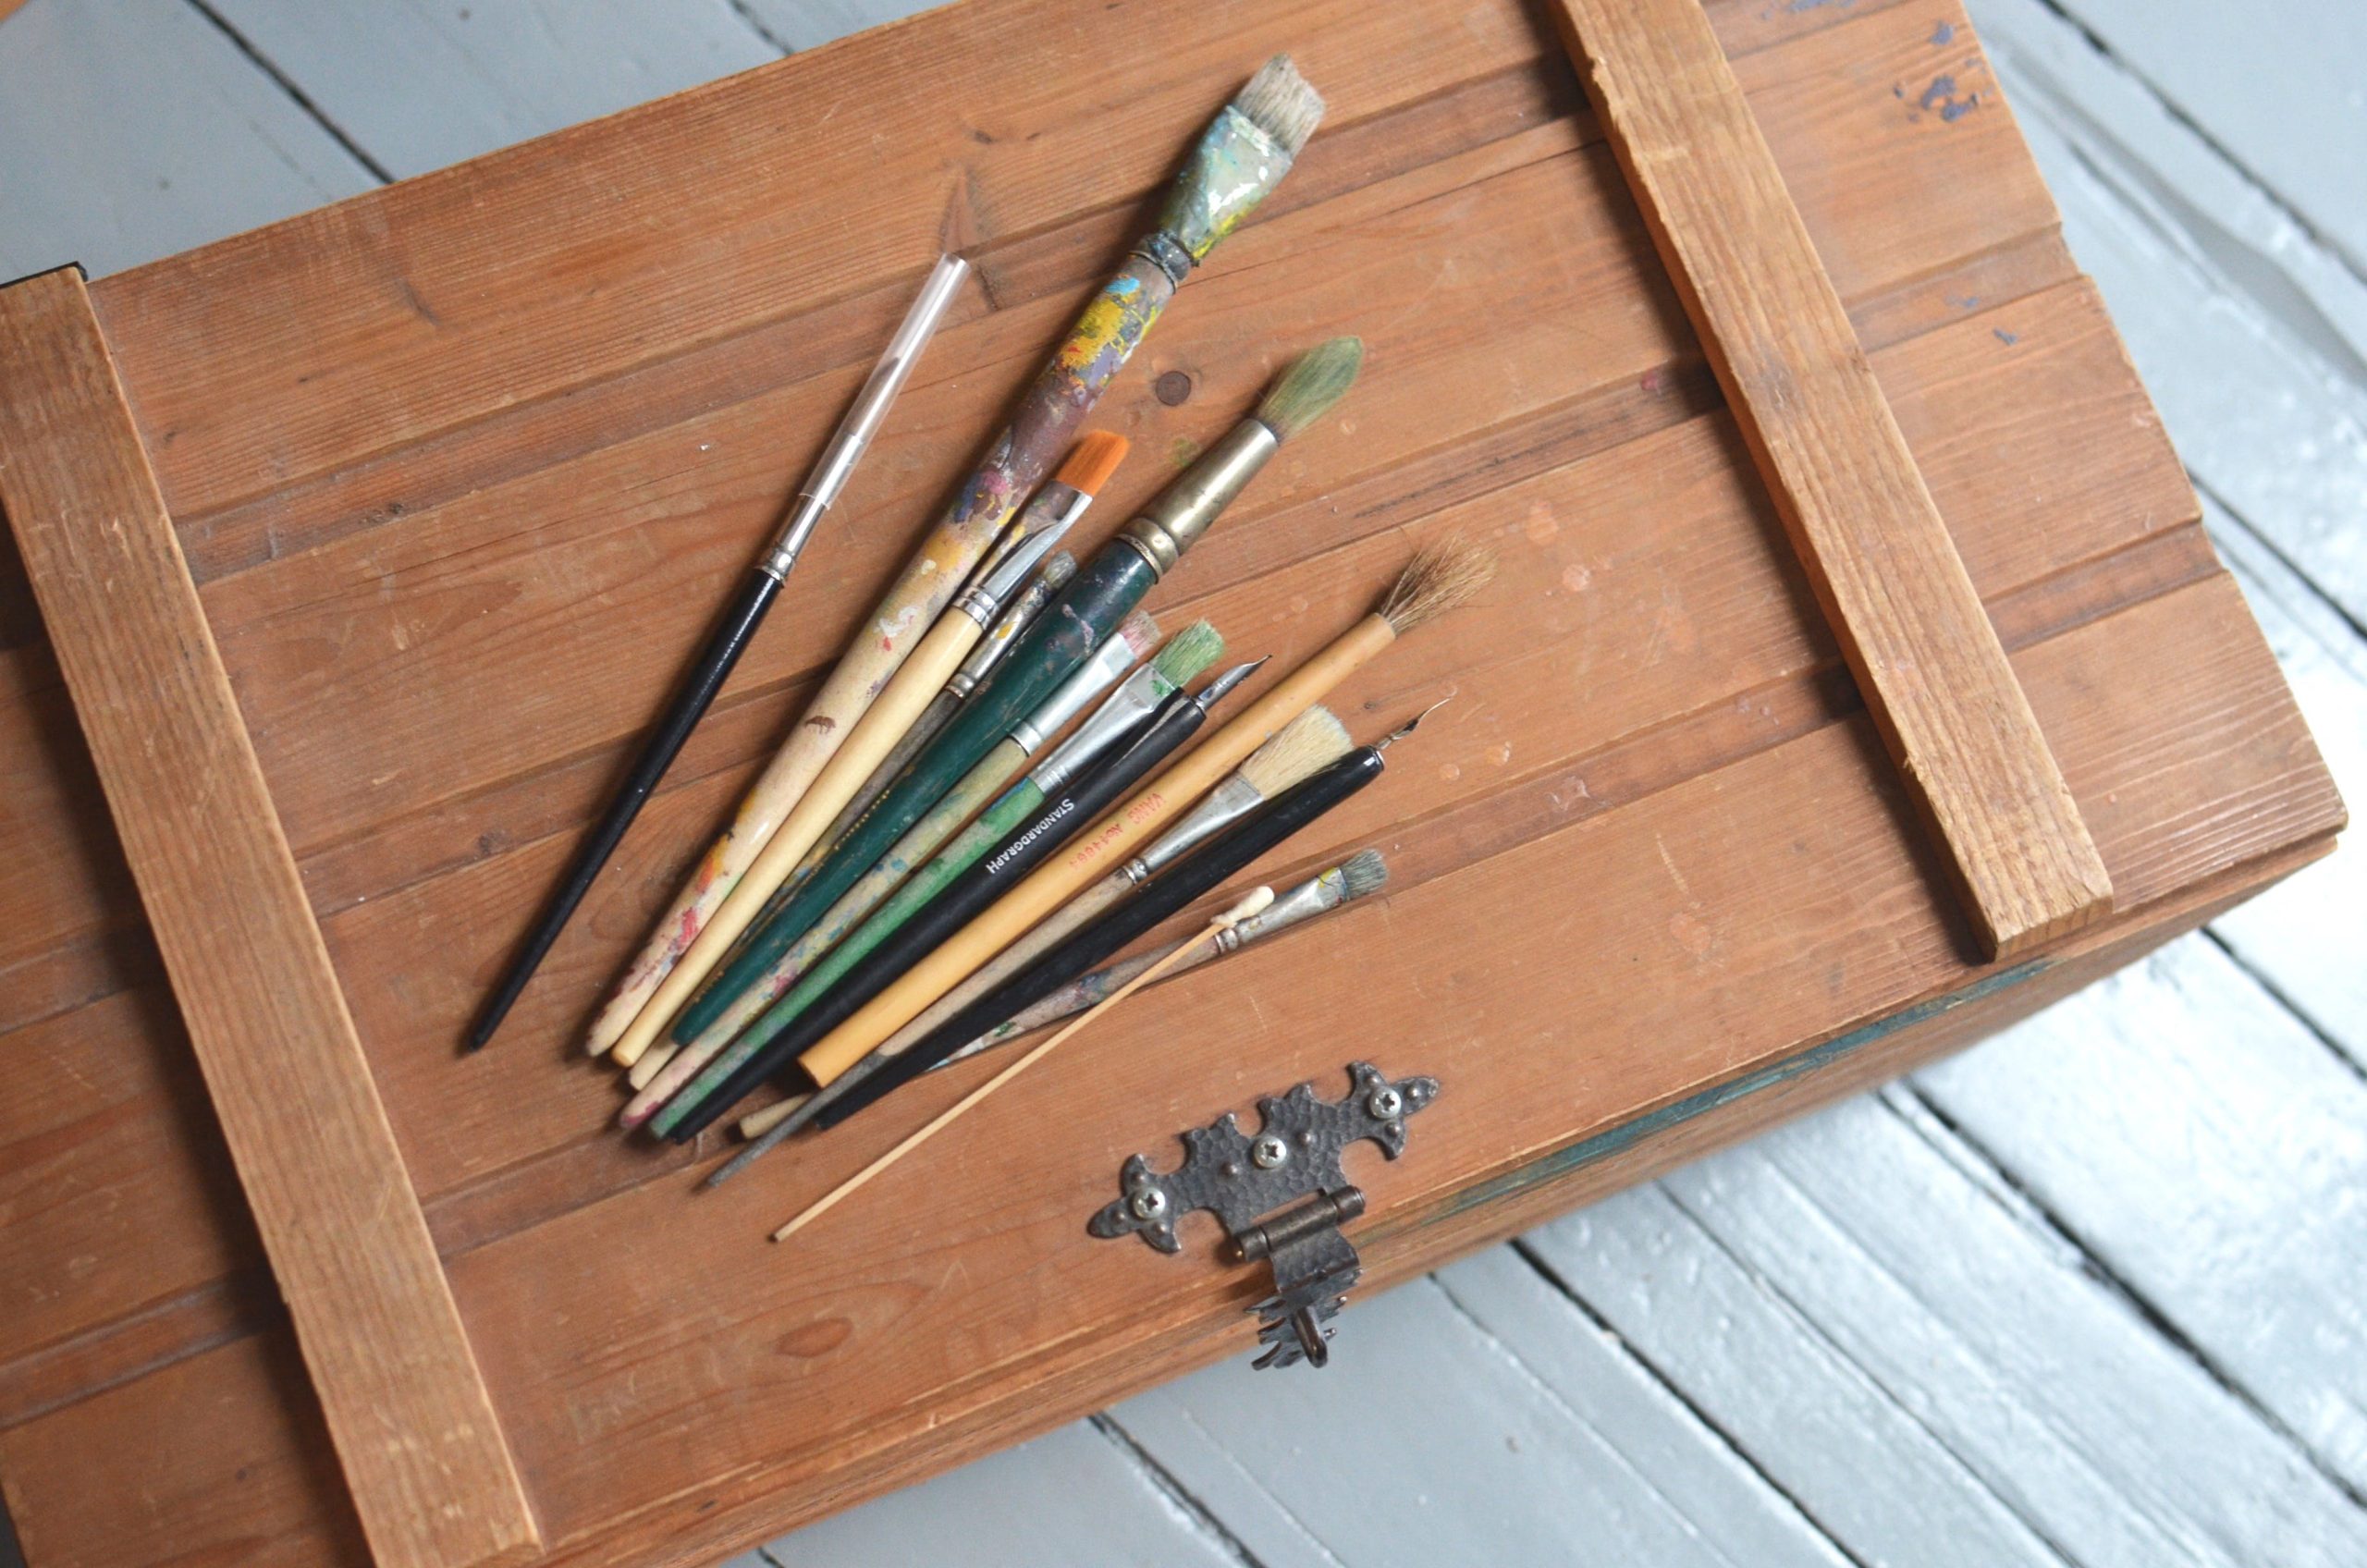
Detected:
[
  {"left": 2046, "top": 0, "right": 2367, "bottom": 277},
  {"left": 1103, "top": 1258, "right": 1852, "bottom": 1568},
  {"left": 1527, "top": 1069, "right": 2367, "bottom": 1567},
  {"left": 1915, "top": 934, "right": 2367, "bottom": 1492},
  {"left": 1551, "top": 0, "right": 2113, "bottom": 959},
  {"left": 206, "top": 0, "right": 780, "bottom": 178},
  {"left": 0, "top": 0, "right": 376, "bottom": 281},
  {"left": 0, "top": 268, "right": 538, "bottom": 1568}
]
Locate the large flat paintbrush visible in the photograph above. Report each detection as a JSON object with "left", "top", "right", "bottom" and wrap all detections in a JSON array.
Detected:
[
  {"left": 609, "top": 337, "right": 1364, "bottom": 1070},
  {"left": 681, "top": 706, "right": 1353, "bottom": 1143},
  {"left": 649, "top": 658, "right": 1265, "bottom": 1139},
  {"left": 718, "top": 850, "right": 1387, "bottom": 1177},
  {"left": 782, "top": 539, "right": 1495, "bottom": 1102},
  {"left": 586, "top": 58, "right": 1326, "bottom": 1059},
  {"left": 814, "top": 715, "right": 1436, "bottom": 1133},
  {"left": 467, "top": 254, "right": 967, "bottom": 1051}
]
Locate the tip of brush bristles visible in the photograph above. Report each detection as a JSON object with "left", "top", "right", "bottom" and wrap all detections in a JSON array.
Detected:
[
  {"left": 1379, "top": 536, "right": 1496, "bottom": 634},
  {"left": 1233, "top": 55, "right": 1325, "bottom": 157},
  {"left": 1255, "top": 337, "right": 1363, "bottom": 444},
  {"left": 1116, "top": 607, "right": 1161, "bottom": 657},
  {"left": 1338, "top": 849, "right": 1389, "bottom": 899},
  {"left": 1151, "top": 619, "right": 1224, "bottom": 683},
  {"left": 1056, "top": 431, "right": 1131, "bottom": 496},
  {"left": 1240, "top": 705, "right": 1352, "bottom": 794}
]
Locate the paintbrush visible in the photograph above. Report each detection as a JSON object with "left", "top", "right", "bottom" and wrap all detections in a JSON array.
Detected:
[
  {"left": 814, "top": 712, "right": 1436, "bottom": 1133},
  {"left": 769, "top": 888, "right": 1275, "bottom": 1243},
  {"left": 721, "top": 849, "right": 1385, "bottom": 1170},
  {"left": 585, "top": 57, "right": 1326, "bottom": 1059},
  {"left": 779, "top": 538, "right": 1495, "bottom": 1102},
  {"left": 800, "top": 549, "right": 1077, "bottom": 872},
  {"left": 625, "top": 641, "right": 1242, "bottom": 1122},
  {"left": 623, "top": 606, "right": 1165, "bottom": 1094},
  {"left": 467, "top": 253, "right": 968, "bottom": 1051},
  {"left": 679, "top": 705, "right": 1353, "bottom": 1142},
  {"left": 648, "top": 625, "right": 1234, "bottom": 1086},
  {"left": 607, "top": 337, "right": 1365, "bottom": 1070},
  {"left": 649, "top": 657, "right": 1263, "bottom": 1139},
  {"left": 603, "top": 435, "right": 1130, "bottom": 1068}
]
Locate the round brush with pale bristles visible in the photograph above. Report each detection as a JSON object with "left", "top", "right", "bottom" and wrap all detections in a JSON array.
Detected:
[{"left": 771, "top": 537, "right": 1494, "bottom": 1109}]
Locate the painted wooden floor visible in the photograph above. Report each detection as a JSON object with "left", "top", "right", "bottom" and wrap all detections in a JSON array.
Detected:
[{"left": 1, "top": 2, "right": 2360, "bottom": 1563}]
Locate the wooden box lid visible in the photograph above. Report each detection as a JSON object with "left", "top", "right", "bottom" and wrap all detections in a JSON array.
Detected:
[{"left": 0, "top": 0, "right": 2340, "bottom": 1565}]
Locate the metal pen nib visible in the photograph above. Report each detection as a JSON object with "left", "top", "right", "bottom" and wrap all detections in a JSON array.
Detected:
[
  {"left": 1195, "top": 656, "right": 1268, "bottom": 712},
  {"left": 1373, "top": 697, "right": 1453, "bottom": 752}
]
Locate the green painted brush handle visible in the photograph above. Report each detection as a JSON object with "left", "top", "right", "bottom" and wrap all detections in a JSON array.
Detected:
[
  {"left": 644, "top": 774, "right": 1053, "bottom": 1134},
  {"left": 666, "top": 547, "right": 1157, "bottom": 1050}
]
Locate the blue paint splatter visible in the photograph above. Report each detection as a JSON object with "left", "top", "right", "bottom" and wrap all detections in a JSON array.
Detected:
[
  {"left": 1946, "top": 294, "right": 1982, "bottom": 310},
  {"left": 1993, "top": 328, "right": 2019, "bottom": 346},
  {"left": 1931, "top": 19, "right": 1956, "bottom": 44},
  {"left": 1919, "top": 75, "right": 1956, "bottom": 110}
]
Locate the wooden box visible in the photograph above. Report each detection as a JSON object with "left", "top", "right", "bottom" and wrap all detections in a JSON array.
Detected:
[{"left": 0, "top": 1, "right": 2340, "bottom": 1566}]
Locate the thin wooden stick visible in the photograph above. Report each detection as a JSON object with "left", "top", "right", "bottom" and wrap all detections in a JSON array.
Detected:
[{"left": 770, "top": 888, "right": 1273, "bottom": 1242}]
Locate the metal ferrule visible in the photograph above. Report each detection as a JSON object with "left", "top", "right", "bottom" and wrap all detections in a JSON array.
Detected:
[
  {"left": 951, "top": 484, "right": 1085, "bottom": 625},
  {"left": 1229, "top": 865, "right": 1348, "bottom": 944},
  {"left": 956, "top": 558, "right": 1079, "bottom": 696},
  {"left": 1118, "top": 420, "right": 1279, "bottom": 578},
  {"left": 1006, "top": 633, "right": 1145, "bottom": 756},
  {"left": 1129, "top": 773, "right": 1264, "bottom": 883},
  {"left": 1029, "top": 664, "right": 1174, "bottom": 793},
  {"left": 759, "top": 492, "right": 830, "bottom": 580}
]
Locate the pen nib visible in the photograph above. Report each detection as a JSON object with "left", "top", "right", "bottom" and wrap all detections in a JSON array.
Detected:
[{"left": 1374, "top": 697, "right": 1453, "bottom": 752}]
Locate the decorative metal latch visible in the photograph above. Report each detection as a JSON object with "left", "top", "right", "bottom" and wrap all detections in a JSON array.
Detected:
[{"left": 1088, "top": 1061, "right": 1439, "bottom": 1369}]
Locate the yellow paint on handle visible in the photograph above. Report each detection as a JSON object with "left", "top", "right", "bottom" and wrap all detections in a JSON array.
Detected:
[
  {"left": 796, "top": 614, "right": 1399, "bottom": 1084},
  {"left": 608, "top": 606, "right": 987, "bottom": 1066}
]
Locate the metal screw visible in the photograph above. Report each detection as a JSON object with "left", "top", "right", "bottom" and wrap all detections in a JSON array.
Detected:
[
  {"left": 1129, "top": 1188, "right": 1169, "bottom": 1221},
  {"left": 1367, "top": 1086, "right": 1404, "bottom": 1119},
  {"left": 1251, "top": 1134, "right": 1289, "bottom": 1170}
]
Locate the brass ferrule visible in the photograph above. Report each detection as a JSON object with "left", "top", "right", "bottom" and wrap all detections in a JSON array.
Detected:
[{"left": 1118, "top": 419, "right": 1280, "bottom": 578}]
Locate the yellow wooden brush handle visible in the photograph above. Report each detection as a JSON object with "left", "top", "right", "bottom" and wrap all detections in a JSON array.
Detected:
[
  {"left": 609, "top": 606, "right": 986, "bottom": 1066},
  {"left": 798, "top": 614, "right": 1398, "bottom": 1084},
  {"left": 868, "top": 871, "right": 1130, "bottom": 1067}
]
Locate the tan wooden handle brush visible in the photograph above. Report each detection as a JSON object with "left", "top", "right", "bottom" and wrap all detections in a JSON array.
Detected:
[
  {"left": 607, "top": 436, "right": 1128, "bottom": 1067},
  {"left": 865, "top": 705, "right": 1353, "bottom": 1073},
  {"left": 795, "top": 539, "right": 1492, "bottom": 1087},
  {"left": 772, "top": 887, "right": 1275, "bottom": 1243}
]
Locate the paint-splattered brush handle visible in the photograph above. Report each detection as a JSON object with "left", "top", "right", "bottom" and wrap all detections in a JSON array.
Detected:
[
  {"left": 656, "top": 688, "right": 1208, "bottom": 1141},
  {"left": 583, "top": 261, "right": 1169, "bottom": 1057},
  {"left": 820, "top": 749, "right": 1388, "bottom": 1130}
]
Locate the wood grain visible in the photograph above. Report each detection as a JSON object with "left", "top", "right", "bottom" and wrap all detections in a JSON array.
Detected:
[
  {"left": 0, "top": 268, "right": 539, "bottom": 1568},
  {"left": 0, "top": 0, "right": 2339, "bottom": 1563},
  {"left": 1553, "top": 0, "right": 2114, "bottom": 959}
]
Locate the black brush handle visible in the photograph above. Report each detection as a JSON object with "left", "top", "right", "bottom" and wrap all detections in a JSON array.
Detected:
[
  {"left": 816, "top": 746, "right": 1386, "bottom": 1129},
  {"left": 468, "top": 570, "right": 779, "bottom": 1050},
  {"left": 661, "top": 687, "right": 1209, "bottom": 1141}
]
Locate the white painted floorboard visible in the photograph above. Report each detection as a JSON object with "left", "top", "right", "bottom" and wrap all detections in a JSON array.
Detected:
[{"left": 0, "top": 3, "right": 2358, "bottom": 1566}]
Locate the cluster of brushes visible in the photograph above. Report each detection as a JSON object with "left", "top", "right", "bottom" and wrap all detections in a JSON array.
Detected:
[{"left": 469, "top": 52, "right": 1500, "bottom": 1236}]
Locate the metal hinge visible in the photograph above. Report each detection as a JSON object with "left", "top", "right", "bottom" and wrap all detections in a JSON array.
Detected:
[{"left": 1087, "top": 1061, "right": 1439, "bottom": 1369}]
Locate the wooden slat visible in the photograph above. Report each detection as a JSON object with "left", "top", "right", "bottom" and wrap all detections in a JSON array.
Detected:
[
  {"left": 0, "top": 267, "right": 539, "bottom": 1568},
  {"left": 1552, "top": 0, "right": 2114, "bottom": 959}
]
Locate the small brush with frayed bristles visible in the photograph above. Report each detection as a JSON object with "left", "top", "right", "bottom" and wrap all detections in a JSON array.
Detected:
[
  {"left": 1151, "top": 619, "right": 1225, "bottom": 687},
  {"left": 1380, "top": 536, "right": 1496, "bottom": 634},
  {"left": 1055, "top": 431, "right": 1131, "bottom": 496},
  {"left": 1337, "top": 847, "right": 1389, "bottom": 901},
  {"left": 1255, "top": 337, "right": 1363, "bottom": 444},
  {"left": 1235, "top": 706, "right": 1352, "bottom": 798},
  {"left": 1113, "top": 608, "right": 1161, "bottom": 660}
]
